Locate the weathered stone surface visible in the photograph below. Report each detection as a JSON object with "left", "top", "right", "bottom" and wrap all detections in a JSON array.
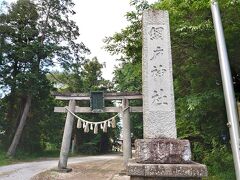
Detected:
[
  {"left": 53, "top": 167, "right": 72, "bottom": 173},
  {"left": 127, "top": 9, "right": 208, "bottom": 180},
  {"left": 128, "top": 162, "right": 145, "bottom": 176},
  {"left": 127, "top": 160, "right": 207, "bottom": 178},
  {"left": 142, "top": 10, "right": 176, "bottom": 139},
  {"left": 135, "top": 139, "right": 191, "bottom": 164},
  {"left": 130, "top": 177, "right": 201, "bottom": 180},
  {"left": 144, "top": 164, "right": 207, "bottom": 177}
]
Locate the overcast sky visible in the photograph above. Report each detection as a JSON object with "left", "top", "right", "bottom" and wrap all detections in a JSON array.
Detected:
[
  {"left": 2, "top": 0, "right": 157, "bottom": 80},
  {"left": 72, "top": 0, "right": 133, "bottom": 80},
  {"left": 73, "top": 0, "right": 158, "bottom": 80}
]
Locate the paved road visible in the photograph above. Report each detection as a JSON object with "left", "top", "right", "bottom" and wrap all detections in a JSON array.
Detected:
[{"left": 0, "top": 154, "right": 121, "bottom": 180}]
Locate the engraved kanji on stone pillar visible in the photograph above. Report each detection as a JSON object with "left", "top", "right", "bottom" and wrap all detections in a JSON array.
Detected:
[
  {"left": 142, "top": 10, "right": 176, "bottom": 138},
  {"left": 127, "top": 10, "right": 207, "bottom": 180}
]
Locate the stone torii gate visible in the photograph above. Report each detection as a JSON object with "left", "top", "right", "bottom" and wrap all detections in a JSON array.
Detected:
[{"left": 54, "top": 92, "right": 142, "bottom": 171}]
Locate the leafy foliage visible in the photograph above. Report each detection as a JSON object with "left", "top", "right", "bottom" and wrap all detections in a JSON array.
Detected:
[
  {"left": 103, "top": 0, "right": 149, "bottom": 139},
  {"left": 0, "top": 0, "right": 88, "bottom": 153},
  {"left": 47, "top": 56, "right": 119, "bottom": 154},
  {"left": 104, "top": 0, "right": 240, "bottom": 177},
  {"left": 0, "top": 0, "right": 239, "bottom": 178},
  {"left": 104, "top": 0, "right": 149, "bottom": 92}
]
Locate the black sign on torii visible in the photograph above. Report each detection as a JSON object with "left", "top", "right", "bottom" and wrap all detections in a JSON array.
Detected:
[{"left": 90, "top": 91, "right": 104, "bottom": 113}]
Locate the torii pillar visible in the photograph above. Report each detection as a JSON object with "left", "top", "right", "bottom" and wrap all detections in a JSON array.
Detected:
[{"left": 58, "top": 99, "right": 76, "bottom": 171}]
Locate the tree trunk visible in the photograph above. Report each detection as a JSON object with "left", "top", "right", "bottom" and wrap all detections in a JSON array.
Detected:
[
  {"left": 5, "top": 96, "right": 25, "bottom": 146},
  {"left": 4, "top": 62, "right": 20, "bottom": 146},
  {"left": 7, "top": 95, "right": 32, "bottom": 157}
]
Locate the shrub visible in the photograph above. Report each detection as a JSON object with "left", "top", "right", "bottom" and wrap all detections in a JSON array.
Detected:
[{"left": 79, "top": 142, "right": 98, "bottom": 155}]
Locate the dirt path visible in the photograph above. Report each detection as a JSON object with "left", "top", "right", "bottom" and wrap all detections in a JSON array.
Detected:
[
  {"left": 0, "top": 154, "right": 125, "bottom": 180},
  {"left": 32, "top": 157, "right": 129, "bottom": 180}
]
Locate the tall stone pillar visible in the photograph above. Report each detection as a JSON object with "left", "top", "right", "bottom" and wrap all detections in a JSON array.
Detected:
[
  {"left": 142, "top": 10, "right": 176, "bottom": 139},
  {"left": 122, "top": 98, "right": 132, "bottom": 167},
  {"left": 58, "top": 99, "right": 76, "bottom": 171},
  {"left": 127, "top": 10, "right": 208, "bottom": 179}
]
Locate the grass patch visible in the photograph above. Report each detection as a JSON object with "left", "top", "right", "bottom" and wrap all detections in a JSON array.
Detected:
[
  {"left": 0, "top": 149, "right": 60, "bottom": 166},
  {"left": 206, "top": 172, "right": 236, "bottom": 180},
  {"left": 0, "top": 148, "right": 92, "bottom": 167},
  {"left": 0, "top": 150, "right": 15, "bottom": 166}
]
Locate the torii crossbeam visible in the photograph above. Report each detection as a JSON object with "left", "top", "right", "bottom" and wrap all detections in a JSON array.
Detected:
[{"left": 53, "top": 92, "right": 142, "bottom": 171}]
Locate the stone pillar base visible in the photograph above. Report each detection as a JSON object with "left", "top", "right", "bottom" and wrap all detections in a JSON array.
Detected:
[
  {"left": 130, "top": 177, "right": 201, "bottom": 180},
  {"left": 127, "top": 138, "right": 208, "bottom": 179},
  {"left": 127, "top": 160, "right": 207, "bottom": 180},
  {"left": 53, "top": 167, "right": 72, "bottom": 173},
  {"left": 135, "top": 139, "right": 192, "bottom": 164}
]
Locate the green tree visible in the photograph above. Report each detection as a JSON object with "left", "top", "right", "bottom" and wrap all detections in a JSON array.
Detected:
[
  {"left": 48, "top": 57, "right": 118, "bottom": 154},
  {"left": 104, "top": 1, "right": 149, "bottom": 92},
  {"left": 104, "top": 0, "right": 149, "bottom": 139},
  {"left": 104, "top": 0, "right": 240, "bottom": 178},
  {"left": 0, "top": 0, "right": 88, "bottom": 156},
  {"left": 48, "top": 57, "right": 113, "bottom": 93}
]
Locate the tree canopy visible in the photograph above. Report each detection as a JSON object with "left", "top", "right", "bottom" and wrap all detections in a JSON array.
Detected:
[
  {"left": 104, "top": 0, "right": 240, "bottom": 178},
  {"left": 0, "top": 0, "right": 240, "bottom": 179},
  {"left": 0, "top": 0, "right": 88, "bottom": 156},
  {"left": 0, "top": 0, "right": 118, "bottom": 157}
]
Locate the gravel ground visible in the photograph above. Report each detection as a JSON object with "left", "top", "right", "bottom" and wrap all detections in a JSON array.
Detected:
[{"left": 32, "top": 157, "right": 130, "bottom": 180}]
